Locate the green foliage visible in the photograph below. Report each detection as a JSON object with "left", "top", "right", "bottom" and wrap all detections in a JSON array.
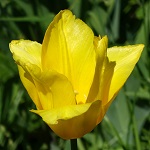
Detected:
[{"left": 0, "top": 0, "right": 149, "bottom": 149}]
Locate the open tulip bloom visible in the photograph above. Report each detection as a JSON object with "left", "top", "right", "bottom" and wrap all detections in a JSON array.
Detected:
[{"left": 10, "top": 10, "right": 144, "bottom": 140}]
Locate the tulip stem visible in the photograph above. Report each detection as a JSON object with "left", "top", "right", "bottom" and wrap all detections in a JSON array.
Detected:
[{"left": 70, "top": 139, "right": 77, "bottom": 150}]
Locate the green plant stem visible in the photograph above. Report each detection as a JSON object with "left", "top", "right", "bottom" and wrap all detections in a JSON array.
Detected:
[
  {"left": 104, "top": 116, "right": 125, "bottom": 148},
  {"left": 127, "top": 98, "right": 141, "bottom": 150},
  {"left": 70, "top": 139, "right": 77, "bottom": 150},
  {"left": 132, "top": 112, "right": 141, "bottom": 150}
]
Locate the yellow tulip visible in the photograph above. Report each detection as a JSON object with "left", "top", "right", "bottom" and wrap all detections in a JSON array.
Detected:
[{"left": 9, "top": 10, "right": 144, "bottom": 139}]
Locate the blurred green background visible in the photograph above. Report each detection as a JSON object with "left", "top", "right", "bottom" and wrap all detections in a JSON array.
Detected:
[{"left": 0, "top": 0, "right": 150, "bottom": 150}]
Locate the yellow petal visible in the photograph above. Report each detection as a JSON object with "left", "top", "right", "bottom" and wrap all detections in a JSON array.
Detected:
[
  {"left": 96, "top": 96, "right": 114, "bottom": 125},
  {"left": 9, "top": 40, "right": 43, "bottom": 109},
  {"left": 28, "top": 68, "right": 76, "bottom": 109},
  {"left": 107, "top": 44, "right": 144, "bottom": 102},
  {"left": 9, "top": 40, "right": 41, "bottom": 69},
  {"left": 31, "top": 100, "right": 101, "bottom": 139},
  {"left": 9, "top": 39, "right": 76, "bottom": 110},
  {"left": 87, "top": 36, "right": 115, "bottom": 105},
  {"left": 42, "top": 10, "right": 96, "bottom": 104},
  {"left": 18, "top": 65, "right": 42, "bottom": 109}
]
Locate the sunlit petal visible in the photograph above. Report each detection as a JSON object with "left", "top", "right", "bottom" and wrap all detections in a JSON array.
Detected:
[
  {"left": 31, "top": 100, "right": 101, "bottom": 139},
  {"left": 10, "top": 40, "right": 41, "bottom": 69},
  {"left": 9, "top": 40, "right": 42, "bottom": 109},
  {"left": 107, "top": 44, "right": 144, "bottom": 102},
  {"left": 42, "top": 10, "right": 96, "bottom": 104}
]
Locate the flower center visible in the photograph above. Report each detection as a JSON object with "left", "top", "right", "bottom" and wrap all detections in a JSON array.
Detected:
[{"left": 74, "top": 90, "right": 87, "bottom": 104}]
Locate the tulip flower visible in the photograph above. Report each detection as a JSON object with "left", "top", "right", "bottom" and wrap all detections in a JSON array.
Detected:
[{"left": 9, "top": 10, "right": 144, "bottom": 140}]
